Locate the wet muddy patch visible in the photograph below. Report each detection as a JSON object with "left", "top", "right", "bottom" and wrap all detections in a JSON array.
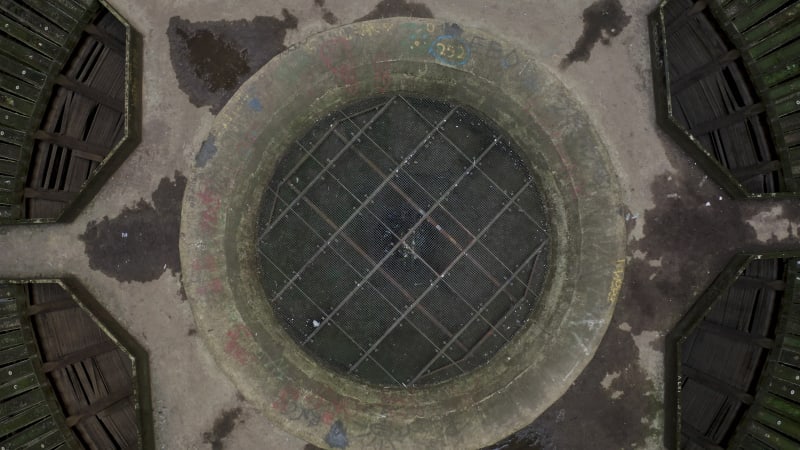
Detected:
[
  {"left": 355, "top": 0, "right": 433, "bottom": 22},
  {"left": 80, "top": 172, "right": 186, "bottom": 283},
  {"left": 561, "top": 0, "right": 631, "bottom": 69},
  {"left": 167, "top": 11, "right": 298, "bottom": 114},
  {"left": 314, "top": 0, "right": 339, "bottom": 25},
  {"left": 203, "top": 407, "right": 243, "bottom": 450}
]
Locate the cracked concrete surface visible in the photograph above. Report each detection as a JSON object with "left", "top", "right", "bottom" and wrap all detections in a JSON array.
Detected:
[{"left": 2, "top": 0, "right": 799, "bottom": 448}]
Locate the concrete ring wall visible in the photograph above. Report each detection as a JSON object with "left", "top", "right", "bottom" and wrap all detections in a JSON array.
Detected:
[{"left": 180, "top": 18, "right": 626, "bottom": 449}]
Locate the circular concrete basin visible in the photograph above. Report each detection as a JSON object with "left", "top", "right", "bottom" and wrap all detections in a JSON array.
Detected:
[{"left": 181, "top": 18, "right": 625, "bottom": 449}]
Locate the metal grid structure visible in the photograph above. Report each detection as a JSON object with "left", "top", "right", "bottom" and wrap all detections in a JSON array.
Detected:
[{"left": 257, "top": 95, "right": 550, "bottom": 387}]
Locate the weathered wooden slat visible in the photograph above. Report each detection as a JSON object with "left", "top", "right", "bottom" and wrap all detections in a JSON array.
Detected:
[
  {"left": 35, "top": 131, "right": 110, "bottom": 161},
  {"left": 0, "top": 53, "right": 46, "bottom": 88},
  {"left": 0, "top": 35, "right": 53, "bottom": 72},
  {"left": 755, "top": 39, "right": 800, "bottom": 87},
  {"left": 41, "top": 340, "right": 117, "bottom": 372},
  {"left": 22, "top": 188, "right": 75, "bottom": 203},
  {"left": 0, "top": 174, "right": 14, "bottom": 191},
  {"left": 0, "top": 372, "right": 37, "bottom": 400},
  {"left": 0, "top": 329, "right": 23, "bottom": 351},
  {"left": 0, "top": 126, "right": 27, "bottom": 146},
  {"left": 84, "top": 23, "right": 126, "bottom": 55},
  {"left": 0, "top": 344, "right": 27, "bottom": 365},
  {"left": 772, "top": 362, "right": 800, "bottom": 384},
  {"left": 698, "top": 320, "right": 774, "bottom": 347},
  {"left": 689, "top": 103, "right": 766, "bottom": 135},
  {"left": 23, "top": 0, "right": 78, "bottom": 30},
  {"left": 682, "top": 364, "right": 755, "bottom": 403},
  {"left": 0, "top": 402, "right": 51, "bottom": 436},
  {"left": 0, "top": 296, "right": 17, "bottom": 314},
  {"left": 0, "top": 109, "right": 31, "bottom": 130},
  {"left": 747, "top": 20, "right": 800, "bottom": 60},
  {"left": 773, "top": 94, "right": 800, "bottom": 118},
  {"left": 768, "top": 377, "right": 800, "bottom": 402},
  {"left": 744, "top": 420, "right": 797, "bottom": 450},
  {"left": 0, "top": 387, "right": 44, "bottom": 416},
  {"left": 0, "top": 415, "right": 58, "bottom": 448},
  {"left": 0, "top": 1, "right": 67, "bottom": 44},
  {"left": 0, "top": 159, "right": 18, "bottom": 176},
  {"left": 56, "top": 75, "right": 125, "bottom": 112},
  {"left": 0, "top": 91, "right": 34, "bottom": 116},
  {"left": 741, "top": 1, "right": 800, "bottom": 43},
  {"left": 762, "top": 393, "right": 800, "bottom": 422},
  {"left": 0, "top": 359, "right": 33, "bottom": 384},
  {"left": 48, "top": 0, "right": 88, "bottom": 20},
  {"left": 0, "top": 11, "right": 62, "bottom": 58},
  {"left": 765, "top": 77, "right": 800, "bottom": 103},
  {"left": 721, "top": 0, "right": 763, "bottom": 19},
  {"left": 0, "top": 73, "right": 41, "bottom": 102},
  {"left": 752, "top": 406, "right": 800, "bottom": 441},
  {"left": 0, "top": 316, "right": 20, "bottom": 333},
  {"left": 26, "top": 428, "right": 67, "bottom": 450},
  {"left": 26, "top": 298, "right": 76, "bottom": 316},
  {"left": 65, "top": 389, "right": 130, "bottom": 427},
  {"left": 731, "top": 0, "right": 787, "bottom": 31}
]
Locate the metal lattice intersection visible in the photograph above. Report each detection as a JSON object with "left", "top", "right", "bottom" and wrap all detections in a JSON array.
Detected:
[{"left": 257, "top": 95, "right": 550, "bottom": 386}]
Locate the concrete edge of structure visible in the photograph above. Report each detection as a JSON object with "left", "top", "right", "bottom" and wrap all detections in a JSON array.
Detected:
[{"left": 180, "top": 18, "right": 626, "bottom": 449}]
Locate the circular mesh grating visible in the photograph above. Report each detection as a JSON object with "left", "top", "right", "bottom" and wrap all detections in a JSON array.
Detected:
[{"left": 257, "top": 95, "right": 550, "bottom": 386}]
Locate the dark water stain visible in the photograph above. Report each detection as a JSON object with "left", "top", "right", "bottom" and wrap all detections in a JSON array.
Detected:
[
  {"left": 81, "top": 172, "right": 187, "bottom": 283},
  {"left": 167, "top": 10, "right": 298, "bottom": 114},
  {"left": 314, "top": 0, "right": 339, "bottom": 25},
  {"left": 489, "top": 169, "right": 764, "bottom": 448},
  {"left": 203, "top": 407, "right": 243, "bottom": 450},
  {"left": 560, "top": 0, "right": 631, "bottom": 69},
  {"left": 355, "top": 0, "right": 433, "bottom": 22}
]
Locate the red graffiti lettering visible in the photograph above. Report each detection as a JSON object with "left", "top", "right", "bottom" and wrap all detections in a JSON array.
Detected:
[{"left": 225, "top": 325, "right": 253, "bottom": 365}]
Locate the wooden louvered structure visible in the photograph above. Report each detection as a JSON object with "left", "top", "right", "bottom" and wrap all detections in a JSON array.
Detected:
[
  {"left": 0, "top": 0, "right": 140, "bottom": 223},
  {"left": 666, "top": 254, "right": 800, "bottom": 449},
  {"left": 0, "top": 280, "right": 153, "bottom": 449},
  {"left": 650, "top": 0, "right": 800, "bottom": 197}
]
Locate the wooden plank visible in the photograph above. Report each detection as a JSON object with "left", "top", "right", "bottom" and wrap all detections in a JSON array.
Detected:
[
  {"left": 742, "top": 1, "right": 800, "bottom": 43},
  {"left": 0, "top": 297, "right": 17, "bottom": 315},
  {"left": 0, "top": 108, "right": 31, "bottom": 130},
  {"left": 48, "top": 0, "right": 89, "bottom": 20},
  {"left": 26, "top": 429, "right": 67, "bottom": 450},
  {"left": 23, "top": 188, "right": 75, "bottom": 203},
  {"left": 0, "top": 73, "right": 40, "bottom": 101},
  {"left": 765, "top": 77, "right": 800, "bottom": 103},
  {"left": 769, "top": 363, "right": 800, "bottom": 384},
  {"left": 0, "top": 11, "right": 62, "bottom": 58},
  {"left": 752, "top": 406, "right": 800, "bottom": 441},
  {"left": 0, "top": 35, "right": 54, "bottom": 72},
  {"left": 747, "top": 20, "right": 800, "bottom": 60},
  {"left": 745, "top": 420, "right": 798, "bottom": 450},
  {"left": 0, "top": 1, "right": 68, "bottom": 44},
  {"left": 0, "top": 416, "right": 59, "bottom": 449},
  {"left": 0, "top": 126, "right": 27, "bottom": 146},
  {"left": 0, "top": 344, "right": 27, "bottom": 365},
  {"left": 731, "top": 0, "right": 787, "bottom": 31},
  {"left": 0, "top": 402, "right": 51, "bottom": 436},
  {"left": 755, "top": 39, "right": 800, "bottom": 87},
  {"left": 773, "top": 93, "right": 800, "bottom": 118},
  {"left": 0, "top": 359, "right": 34, "bottom": 384},
  {"left": 0, "top": 329, "right": 23, "bottom": 351},
  {"left": 767, "top": 377, "right": 800, "bottom": 402},
  {"left": 0, "top": 316, "right": 20, "bottom": 333},
  {"left": 41, "top": 340, "right": 117, "bottom": 372},
  {"left": 0, "top": 91, "right": 34, "bottom": 116},
  {"left": 23, "top": 0, "right": 78, "bottom": 30},
  {"left": 0, "top": 372, "right": 37, "bottom": 400},
  {"left": 762, "top": 393, "right": 800, "bottom": 422},
  {"left": 0, "top": 387, "right": 44, "bottom": 416},
  {"left": 0, "top": 53, "right": 46, "bottom": 88}
]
